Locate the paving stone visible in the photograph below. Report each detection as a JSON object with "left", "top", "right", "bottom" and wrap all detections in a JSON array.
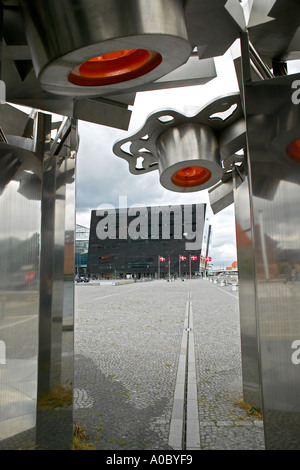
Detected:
[{"left": 74, "top": 279, "right": 265, "bottom": 451}]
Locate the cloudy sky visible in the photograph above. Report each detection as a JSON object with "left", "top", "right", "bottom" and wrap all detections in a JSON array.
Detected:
[{"left": 75, "top": 47, "right": 241, "bottom": 269}]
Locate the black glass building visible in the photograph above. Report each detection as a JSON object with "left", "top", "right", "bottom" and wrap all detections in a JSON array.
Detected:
[{"left": 88, "top": 203, "right": 206, "bottom": 279}]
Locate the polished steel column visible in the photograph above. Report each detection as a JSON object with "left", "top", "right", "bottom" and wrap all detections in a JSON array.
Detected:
[
  {"left": 240, "top": 33, "right": 300, "bottom": 449},
  {"left": 0, "top": 105, "right": 76, "bottom": 450},
  {"left": 36, "top": 116, "right": 76, "bottom": 450},
  {"left": 0, "top": 105, "right": 41, "bottom": 449},
  {"left": 233, "top": 166, "right": 262, "bottom": 410}
]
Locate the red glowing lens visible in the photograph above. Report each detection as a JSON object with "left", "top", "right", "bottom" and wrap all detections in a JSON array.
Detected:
[
  {"left": 286, "top": 138, "right": 300, "bottom": 163},
  {"left": 171, "top": 166, "right": 212, "bottom": 187},
  {"left": 68, "top": 49, "right": 162, "bottom": 86}
]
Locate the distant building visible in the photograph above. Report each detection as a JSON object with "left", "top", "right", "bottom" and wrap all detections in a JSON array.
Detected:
[
  {"left": 226, "top": 261, "right": 238, "bottom": 271},
  {"left": 75, "top": 224, "right": 90, "bottom": 276},
  {"left": 88, "top": 203, "right": 206, "bottom": 279}
]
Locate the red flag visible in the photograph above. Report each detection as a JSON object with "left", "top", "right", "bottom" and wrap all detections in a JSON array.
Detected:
[
  {"left": 190, "top": 255, "right": 198, "bottom": 261},
  {"left": 159, "top": 256, "right": 166, "bottom": 262},
  {"left": 24, "top": 271, "right": 35, "bottom": 284},
  {"left": 180, "top": 255, "right": 187, "bottom": 261}
]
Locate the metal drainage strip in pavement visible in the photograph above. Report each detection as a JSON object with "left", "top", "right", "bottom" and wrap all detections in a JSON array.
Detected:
[{"left": 168, "top": 289, "right": 201, "bottom": 450}]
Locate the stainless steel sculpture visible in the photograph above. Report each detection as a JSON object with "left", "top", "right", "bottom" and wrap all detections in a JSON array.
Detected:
[
  {"left": 0, "top": 105, "right": 76, "bottom": 449},
  {"left": 113, "top": 93, "right": 245, "bottom": 192},
  {"left": 19, "top": 0, "right": 192, "bottom": 97},
  {"left": 236, "top": 31, "right": 300, "bottom": 449}
]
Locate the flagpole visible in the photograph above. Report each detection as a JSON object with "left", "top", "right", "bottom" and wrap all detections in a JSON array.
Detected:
[
  {"left": 189, "top": 254, "right": 191, "bottom": 281},
  {"left": 179, "top": 254, "right": 181, "bottom": 279},
  {"left": 158, "top": 255, "right": 160, "bottom": 280}
]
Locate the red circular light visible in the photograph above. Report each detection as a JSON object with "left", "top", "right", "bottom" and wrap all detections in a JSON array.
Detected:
[
  {"left": 171, "top": 166, "right": 212, "bottom": 187},
  {"left": 68, "top": 49, "right": 162, "bottom": 86},
  {"left": 286, "top": 138, "right": 300, "bottom": 163}
]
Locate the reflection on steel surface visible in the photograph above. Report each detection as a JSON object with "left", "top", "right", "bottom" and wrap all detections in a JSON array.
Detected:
[
  {"left": 19, "top": 0, "right": 191, "bottom": 97},
  {"left": 0, "top": 0, "right": 300, "bottom": 451},
  {"left": 233, "top": 169, "right": 262, "bottom": 411},
  {"left": 1, "top": 1, "right": 217, "bottom": 131},
  {"left": 239, "top": 31, "right": 300, "bottom": 450},
  {"left": 113, "top": 93, "right": 245, "bottom": 192},
  {"left": 0, "top": 106, "right": 76, "bottom": 450}
]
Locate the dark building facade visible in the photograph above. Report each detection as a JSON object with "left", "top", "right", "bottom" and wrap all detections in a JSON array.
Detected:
[{"left": 88, "top": 203, "right": 206, "bottom": 279}]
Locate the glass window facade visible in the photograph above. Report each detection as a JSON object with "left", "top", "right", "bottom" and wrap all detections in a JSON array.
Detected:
[
  {"left": 75, "top": 224, "right": 90, "bottom": 276},
  {"left": 88, "top": 204, "right": 206, "bottom": 279}
]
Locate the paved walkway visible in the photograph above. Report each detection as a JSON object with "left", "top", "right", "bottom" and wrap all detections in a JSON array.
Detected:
[{"left": 74, "top": 279, "right": 265, "bottom": 451}]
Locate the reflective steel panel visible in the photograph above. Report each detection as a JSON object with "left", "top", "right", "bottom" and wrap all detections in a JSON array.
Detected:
[
  {"left": 19, "top": 0, "right": 191, "bottom": 97},
  {"left": 243, "top": 61, "right": 300, "bottom": 449},
  {"left": 0, "top": 153, "right": 41, "bottom": 449},
  {"left": 0, "top": 106, "right": 76, "bottom": 450},
  {"left": 36, "top": 116, "right": 76, "bottom": 450},
  {"left": 233, "top": 168, "right": 262, "bottom": 410},
  {"left": 0, "top": 106, "right": 42, "bottom": 449}
]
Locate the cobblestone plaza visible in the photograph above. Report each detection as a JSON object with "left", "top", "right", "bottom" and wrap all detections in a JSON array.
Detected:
[{"left": 74, "top": 278, "right": 265, "bottom": 451}]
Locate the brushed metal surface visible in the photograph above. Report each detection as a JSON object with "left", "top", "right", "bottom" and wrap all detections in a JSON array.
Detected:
[
  {"left": 36, "top": 114, "right": 76, "bottom": 450},
  {"left": 208, "top": 178, "right": 234, "bottom": 215},
  {"left": 233, "top": 169, "right": 262, "bottom": 410},
  {"left": 0, "top": 136, "right": 41, "bottom": 447},
  {"left": 185, "top": 0, "right": 241, "bottom": 59},
  {"left": 0, "top": 107, "right": 76, "bottom": 450},
  {"left": 113, "top": 93, "right": 245, "bottom": 193},
  {"left": 248, "top": 0, "right": 300, "bottom": 61},
  {"left": 20, "top": 0, "right": 192, "bottom": 96},
  {"left": 242, "top": 47, "right": 300, "bottom": 449},
  {"left": 157, "top": 123, "right": 222, "bottom": 192}
]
